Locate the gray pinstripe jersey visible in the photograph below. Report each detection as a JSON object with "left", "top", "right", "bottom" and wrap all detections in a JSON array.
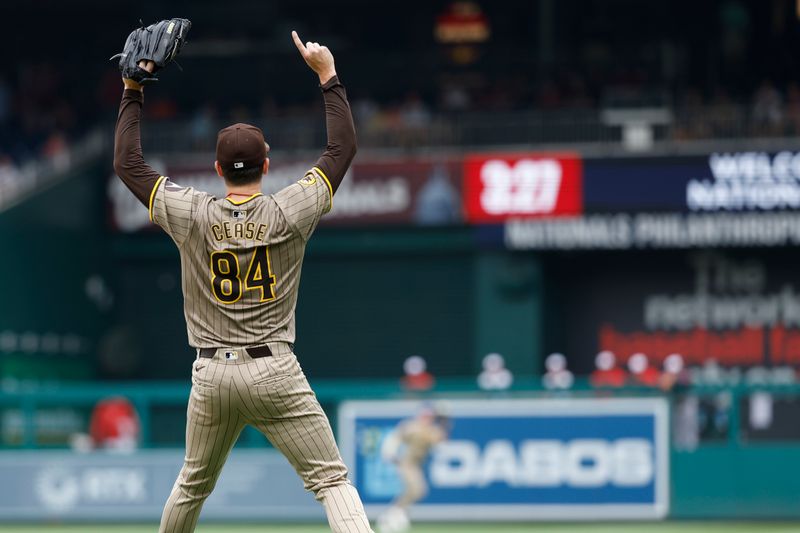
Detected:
[{"left": 150, "top": 167, "right": 332, "bottom": 348}]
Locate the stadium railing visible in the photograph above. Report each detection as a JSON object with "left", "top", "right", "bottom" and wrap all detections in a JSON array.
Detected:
[
  {"left": 2, "top": 377, "right": 799, "bottom": 450},
  {"left": 140, "top": 104, "right": 800, "bottom": 153}
]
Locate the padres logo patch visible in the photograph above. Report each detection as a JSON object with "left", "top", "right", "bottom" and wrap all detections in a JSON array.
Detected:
[{"left": 298, "top": 174, "right": 317, "bottom": 187}]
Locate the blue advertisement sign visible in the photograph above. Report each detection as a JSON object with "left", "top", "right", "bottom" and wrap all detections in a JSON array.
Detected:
[
  {"left": 583, "top": 156, "right": 703, "bottom": 213},
  {"left": 583, "top": 151, "right": 800, "bottom": 214},
  {"left": 339, "top": 398, "right": 669, "bottom": 521}
]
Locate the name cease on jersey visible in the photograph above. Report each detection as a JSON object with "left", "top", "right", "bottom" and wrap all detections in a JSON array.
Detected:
[{"left": 464, "top": 153, "right": 583, "bottom": 222}]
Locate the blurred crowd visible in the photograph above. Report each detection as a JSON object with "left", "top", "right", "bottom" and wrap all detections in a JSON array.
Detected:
[
  {"left": 398, "top": 349, "right": 798, "bottom": 394},
  {"left": 0, "top": 66, "right": 77, "bottom": 169},
  {"left": 137, "top": 76, "right": 800, "bottom": 145},
  {"left": 0, "top": 64, "right": 89, "bottom": 201},
  {"left": 672, "top": 81, "right": 800, "bottom": 140},
  {"left": 7, "top": 56, "right": 800, "bottom": 199},
  {"left": 541, "top": 350, "right": 796, "bottom": 392}
]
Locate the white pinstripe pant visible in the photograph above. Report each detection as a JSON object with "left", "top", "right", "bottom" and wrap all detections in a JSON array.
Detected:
[{"left": 159, "top": 345, "right": 373, "bottom": 532}]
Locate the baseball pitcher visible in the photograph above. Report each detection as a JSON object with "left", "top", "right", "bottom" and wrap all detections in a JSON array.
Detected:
[{"left": 112, "top": 19, "right": 373, "bottom": 532}]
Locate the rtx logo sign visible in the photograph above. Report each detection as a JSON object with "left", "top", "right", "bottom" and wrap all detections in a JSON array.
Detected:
[{"left": 464, "top": 153, "right": 583, "bottom": 222}]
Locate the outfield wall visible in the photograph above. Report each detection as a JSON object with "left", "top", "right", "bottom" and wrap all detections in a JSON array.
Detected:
[
  {"left": 3, "top": 396, "right": 799, "bottom": 522},
  {"left": 0, "top": 449, "right": 322, "bottom": 522}
]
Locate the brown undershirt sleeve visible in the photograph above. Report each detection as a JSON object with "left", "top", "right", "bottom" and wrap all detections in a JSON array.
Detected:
[
  {"left": 113, "top": 89, "right": 161, "bottom": 206},
  {"left": 314, "top": 76, "right": 357, "bottom": 194}
]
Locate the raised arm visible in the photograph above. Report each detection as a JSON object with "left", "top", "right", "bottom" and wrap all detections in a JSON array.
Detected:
[
  {"left": 292, "top": 31, "right": 357, "bottom": 194},
  {"left": 113, "top": 61, "right": 161, "bottom": 206}
]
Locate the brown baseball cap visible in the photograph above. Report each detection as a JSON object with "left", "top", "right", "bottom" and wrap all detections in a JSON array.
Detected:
[{"left": 216, "top": 123, "right": 269, "bottom": 172}]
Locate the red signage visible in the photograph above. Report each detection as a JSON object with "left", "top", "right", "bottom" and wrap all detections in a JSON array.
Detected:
[
  {"left": 599, "top": 324, "right": 767, "bottom": 367},
  {"left": 463, "top": 153, "right": 583, "bottom": 222},
  {"left": 109, "top": 158, "right": 464, "bottom": 232}
]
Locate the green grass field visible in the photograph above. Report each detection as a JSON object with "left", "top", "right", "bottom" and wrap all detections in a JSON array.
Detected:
[{"left": 0, "top": 523, "right": 797, "bottom": 533}]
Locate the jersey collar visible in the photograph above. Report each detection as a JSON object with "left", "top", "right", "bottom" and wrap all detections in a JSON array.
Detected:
[{"left": 225, "top": 193, "right": 263, "bottom": 205}]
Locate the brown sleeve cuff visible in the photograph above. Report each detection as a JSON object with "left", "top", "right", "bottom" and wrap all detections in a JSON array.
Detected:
[
  {"left": 320, "top": 75, "right": 342, "bottom": 91},
  {"left": 123, "top": 88, "right": 144, "bottom": 101}
]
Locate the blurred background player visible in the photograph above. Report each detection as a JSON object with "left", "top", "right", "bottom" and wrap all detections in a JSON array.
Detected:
[
  {"left": 590, "top": 350, "right": 627, "bottom": 388},
  {"left": 542, "top": 352, "right": 574, "bottom": 390},
  {"left": 659, "top": 353, "right": 689, "bottom": 391},
  {"left": 627, "top": 353, "right": 661, "bottom": 387},
  {"left": 68, "top": 396, "right": 141, "bottom": 452},
  {"left": 477, "top": 352, "right": 513, "bottom": 391},
  {"left": 89, "top": 396, "right": 140, "bottom": 451},
  {"left": 378, "top": 404, "right": 451, "bottom": 532},
  {"left": 401, "top": 355, "right": 435, "bottom": 391}
]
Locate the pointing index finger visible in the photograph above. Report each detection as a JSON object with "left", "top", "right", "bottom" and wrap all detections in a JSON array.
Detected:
[{"left": 291, "top": 31, "right": 307, "bottom": 55}]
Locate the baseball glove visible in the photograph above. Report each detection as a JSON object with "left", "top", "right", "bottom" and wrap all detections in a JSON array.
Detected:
[{"left": 111, "top": 18, "right": 192, "bottom": 84}]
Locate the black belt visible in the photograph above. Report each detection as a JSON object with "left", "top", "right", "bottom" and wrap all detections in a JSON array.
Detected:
[{"left": 198, "top": 344, "right": 283, "bottom": 359}]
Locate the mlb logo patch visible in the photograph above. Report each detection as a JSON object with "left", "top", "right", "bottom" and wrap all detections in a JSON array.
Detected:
[
  {"left": 232, "top": 210, "right": 246, "bottom": 220},
  {"left": 224, "top": 351, "right": 239, "bottom": 360}
]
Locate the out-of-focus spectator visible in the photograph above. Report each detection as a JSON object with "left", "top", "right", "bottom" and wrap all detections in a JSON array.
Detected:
[
  {"left": 371, "top": 106, "right": 403, "bottom": 136},
  {"left": 400, "top": 92, "right": 431, "bottom": 129},
  {"left": 699, "top": 392, "right": 731, "bottom": 441},
  {"left": 147, "top": 96, "right": 179, "bottom": 120},
  {"left": 752, "top": 80, "right": 783, "bottom": 134},
  {"left": 401, "top": 355, "right": 435, "bottom": 391},
  {"left": 414, "top": 164, "right": 459, "bottom": 225},
  {"left": 707, "top": 87, "right": 743, "bottom": 137},
  {"left": 353, "top": 95, "right": 380, "bottom": 127},
  {"left": 88, "top": 396, "right": 141, "bottom": 452},
  {"left": 190, "top": 104, "right": 217, "bottom": 149},
  {"left": 353, "top": 96, "right": 387, "bottom": 140},
  {"left": 673, "top": 88, "right": 711, "bottom": 140},
  {"left": 542, "top": 352, "right": 574, "bottom": 390},
  {"left": 42, "top": 131, "right": 67, "bottom": 159},
  {"left": 627, "top": 353, "right": 661, "bottom": 387},
  {"left": 41, "top": 131, "right": 70, "bottom": 171},
  {"left": 0, "top": 155, "right": 23, "bottom": 201},
  {"left": 590, "top": 350, "right": 627, "bottom": 388},
  {"left": 693, "top": 358, "right": 725, "bottom": 386},
  {"left": 659, "top": 353, "right": 690, "bottom": 391},
  {"left": 673, "top": 394, "right": 700, "bottom": 451},
  {"left": 748, "top": 391, "right": 773, "bottom": 431},
  {"left": 477, "top": 352, "right": 513, "bottom": 391},
  {"left": 441, "top": 83, "right": 471, "bottom": 111}
]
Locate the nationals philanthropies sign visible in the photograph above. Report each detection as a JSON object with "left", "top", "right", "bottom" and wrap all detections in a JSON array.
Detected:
[{"left": 463, "top": 153, "right": 583, "bottom": 222}]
